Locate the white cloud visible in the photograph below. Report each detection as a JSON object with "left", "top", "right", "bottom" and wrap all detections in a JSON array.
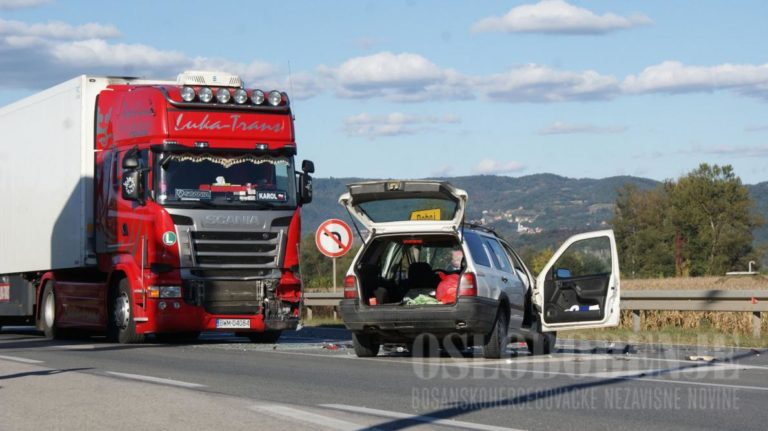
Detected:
[
  {"left": 745, "top": 125, "right": 768, "bottom": 132},
  {"left": 478, "top": 64, "right": 620, "bottom": 102},
  {"left": 471, "top": 0, "right": 651, "bottom": 35},
  {"left": 0, "top": 18, "right": 120, "bottom": 39},
  {"left": 538, "top": 121, "right": 627, "bottom": 135},
  {"left": 321, "top": 51, "right": 465, "bottom": 101},
  {"left": 0, "top": 0, "right": 50, "bottom": 10},
  {"left": 0, "top": 18, "right": 319, "bottom": 99},
  {"left": 691, "top": 144, "right": 768, "bottom": 158},
  {"left": 473, "top": 159, "right": 526, "bottom": 175},
  {"left": 344, "top": 112, "right": 461, "bottom": 139},
  {"left": 623, "top": 61, "right": 768, "bottom": 100}
]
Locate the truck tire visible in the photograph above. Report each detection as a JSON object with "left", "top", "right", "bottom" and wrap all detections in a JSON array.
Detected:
[
  {"left": 40, "top": 282, "right": 61, "bottom": 339},
  {"left": 245, "top": 330, "right": 282, "bottom": 344},
  {"left": 108, "top": 279, "right": 145, "bottom": 344},
  {"left": 526, "top": 318, "right": 556, "bottom": 355},
  {"left": 352, "top": 332, "right": 380, "bottom": 357},
  {"left": 483, "top": 307, "right": 509, "bottom": 359}
]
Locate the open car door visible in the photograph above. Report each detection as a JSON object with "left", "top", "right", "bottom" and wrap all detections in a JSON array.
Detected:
[{"left": 534, "top": 230, "right": 620, "bottom": 332}]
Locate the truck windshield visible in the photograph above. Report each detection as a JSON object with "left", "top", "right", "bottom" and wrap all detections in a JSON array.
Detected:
[{"left": 155, "top": 152, "right": 297, "bottom": 208}]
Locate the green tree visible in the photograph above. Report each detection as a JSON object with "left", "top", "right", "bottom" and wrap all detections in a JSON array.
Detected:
[
  {"left": 667, "top": 164, "right": 761, "bottom": 275},
  {"left": 612, "top": 183, "right": 676, "bottom": 277},
  {"left": 612, "top": 164, "right": 762, "bottom": 278}
]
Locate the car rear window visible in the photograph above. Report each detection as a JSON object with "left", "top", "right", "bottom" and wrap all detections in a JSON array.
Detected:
[
  {"left": 357, "top": 197, "right": 458, "bottom": 223},
  {"left": 463, "top": 231, "right": 490, "bottom": 267}
]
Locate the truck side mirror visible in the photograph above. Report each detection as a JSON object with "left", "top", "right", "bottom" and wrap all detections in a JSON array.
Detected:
[
  {"left": 121, "top": 170, "right": 143, "bottom": 204},
  {"left": 298, "top": 172, "right": 313, "bottom": 205},
  {"left": 121, "top": 152, "right": 145, "bottom": 205},
  {"left": 301, "top": 159, "right": 315, "bottom": 174}
]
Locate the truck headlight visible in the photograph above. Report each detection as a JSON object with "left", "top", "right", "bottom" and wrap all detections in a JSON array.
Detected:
[
  {"left": 148, "top": 285, "right": 182, "bottom": 299},
  {"left": 180, "top": 86, "right": 196, "bottom": 102},
  {"left": 198, "top": 87, "right": 213, "bottom": 103}
]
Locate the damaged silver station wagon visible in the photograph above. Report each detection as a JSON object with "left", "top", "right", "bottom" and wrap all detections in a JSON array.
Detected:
[{"left": 338, "top": 180, "right": 621, "bottom": 358}]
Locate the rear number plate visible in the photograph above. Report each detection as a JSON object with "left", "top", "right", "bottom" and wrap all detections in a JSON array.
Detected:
[{"left": 216, "top": 319, "right": 250, "bottom": 329}]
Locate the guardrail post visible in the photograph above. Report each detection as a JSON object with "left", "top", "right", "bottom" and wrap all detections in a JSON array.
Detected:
[
  {"left": 333, "top": 306, "right": 338, "bottom": 321},
  {"left": 306, "top": 306, "right": 313, "bottom": 321},
  {"left": 632, "top": 310, "right": 641, "bottom": 333},
  {"left": 754, "top": 311, "right": 762, "bottom": 338}
]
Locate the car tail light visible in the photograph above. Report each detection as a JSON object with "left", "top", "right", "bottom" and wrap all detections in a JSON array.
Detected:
[
  {"left": 343, "top": 275, "right": 358, "bottom": 299},
  {"left": 458, "top": 272, "right": 477, "bottom": 297}
]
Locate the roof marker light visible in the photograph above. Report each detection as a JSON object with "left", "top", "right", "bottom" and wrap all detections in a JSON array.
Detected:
[{"left": 194, "top": 141, "right": 209, "bottom": 148}]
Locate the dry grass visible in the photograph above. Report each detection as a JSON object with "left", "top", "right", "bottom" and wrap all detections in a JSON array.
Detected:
[{"left": 621, "top": 275, "right": 767, "bottom": 339}]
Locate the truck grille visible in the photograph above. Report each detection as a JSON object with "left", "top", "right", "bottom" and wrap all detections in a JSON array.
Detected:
[
  {"left": 184, "top": 279, "right": 265, "bottom": 315},
  {"left": 190, "top": 231, "right": 280, "bottom": 268}
]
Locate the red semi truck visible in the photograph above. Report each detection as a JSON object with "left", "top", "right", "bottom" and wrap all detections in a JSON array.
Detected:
[{"left": 0, "top": 71, "right": 314, "bottom": 343}]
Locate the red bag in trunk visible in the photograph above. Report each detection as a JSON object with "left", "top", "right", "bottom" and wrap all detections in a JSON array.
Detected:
[{"left": 436, "top": 272, "right": 459, "bottom": 304}]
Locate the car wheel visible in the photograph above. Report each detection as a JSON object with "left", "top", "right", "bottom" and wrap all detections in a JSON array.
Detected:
[
  {"left": 245, "top": 330, "right": 282, "bottom": 344},
  {"left": 352, "top": 332, "right": 380, "bottom": 357},
  {"left": 526, "top": 318, "right": 556, "bottom": 355},
  {"left": 483, "top": 307, "right": 509, "bottom": 359},
  {"left": 108, "top": 279, "right": 145, "bottom": 344}
]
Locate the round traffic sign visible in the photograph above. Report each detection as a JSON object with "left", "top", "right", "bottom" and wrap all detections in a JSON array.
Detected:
[{"left": 315, "top": 219, "right": 353, "bottom": 258}]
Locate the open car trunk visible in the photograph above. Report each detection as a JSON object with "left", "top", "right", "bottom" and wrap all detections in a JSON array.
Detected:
[{"left": 354, "top": 233, "right": 464, "bottom": 307}]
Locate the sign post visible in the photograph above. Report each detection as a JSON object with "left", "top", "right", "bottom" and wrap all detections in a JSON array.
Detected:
[{"left": 315, "top": 219, "right": 353, "bottom": 291}]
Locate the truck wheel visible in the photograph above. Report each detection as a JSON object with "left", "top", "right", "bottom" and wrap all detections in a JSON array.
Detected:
[
  {"left": 483, "top": 307, "right": 509, "bottom": 359},
  {"left": 108, "top": 279, "right": 145, "bottom": 344},
  {"left": 245, "top": 331, "right": 282, "bottom": 344},
  {"left": 352, "top": 332, "right": 380, "bottom": 357},
  {"left": 40, "top": 282, "right": 60, "bottom": 339},
  {"left": 526, "top": 318, "right": 556, "bottom": 355}
]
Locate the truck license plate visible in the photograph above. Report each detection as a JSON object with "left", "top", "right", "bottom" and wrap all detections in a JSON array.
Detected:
[{"left": 216, "top": 319, "right": 250, "bottom": 329}]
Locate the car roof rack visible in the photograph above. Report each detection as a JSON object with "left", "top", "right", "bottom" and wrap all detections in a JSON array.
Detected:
[{"left": 462, "top": 222, "right": 501, "bottom": 238}]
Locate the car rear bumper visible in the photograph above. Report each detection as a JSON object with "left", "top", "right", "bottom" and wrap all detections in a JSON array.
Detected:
[{"left": 339, "top": 297, "right": 498, "bottom": 341}]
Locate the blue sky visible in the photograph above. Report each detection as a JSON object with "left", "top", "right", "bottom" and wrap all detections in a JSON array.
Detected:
[{"left": 1, "top": 0, "right": 767, "bottom": 183}]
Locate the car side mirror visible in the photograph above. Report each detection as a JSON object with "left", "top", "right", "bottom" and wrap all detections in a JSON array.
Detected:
[
  {"left": 301, "top": 159, "right": 315, "bottom": 174},
  {"left": 555, "top": 268, "right": 572, "bottom": 279}
]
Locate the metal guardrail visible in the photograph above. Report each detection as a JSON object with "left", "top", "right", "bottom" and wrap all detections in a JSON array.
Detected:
[
  {"left": 622, "top": 290, "right": 767, "bottom": 337},
  {"left": 303, "top": 290, "right": 767, "bottom": 337}
]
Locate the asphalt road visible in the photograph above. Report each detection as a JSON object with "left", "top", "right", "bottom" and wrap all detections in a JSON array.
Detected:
[{"left": 1, "top": 326, "right": 766, "bottom": 431}]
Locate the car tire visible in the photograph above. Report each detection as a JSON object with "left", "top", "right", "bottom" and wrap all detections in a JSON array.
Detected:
[
  {"left": 245, "top": 331, "right": 282, "bottom": 344},
  {"left": 352, "top": 332, "right": 380, "bottom": 357},
  {"left": 483, "top": 307, "right": 509, "bottom": 359},
  {"left": 108, "top": 279, "right": 145, "bottom": 344},
  {"left": 526, "top": 318, "right": 556, "bottom": 355},
  {"left": 40, "top": 282, "right": 60, "bottom": 339}
]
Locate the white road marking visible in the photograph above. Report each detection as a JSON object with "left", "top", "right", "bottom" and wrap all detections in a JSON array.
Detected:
[
  {"left": 49, "top": 344, "right": 97, "bottom": 350},
  {"left": 583, "top": 363, "right": 766, "bottom": 379},
  {"left": 250, "top": 403, "right": 365, "bottom": 431},
  {"left": 321, "top": 404, "right": 525, "bottom": 431},
  {"left": 0, "top": 354, "right": 44, "bottom": 364},
  {"left": 104, "top": 371, "right": 206, "bottom": 389}
]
